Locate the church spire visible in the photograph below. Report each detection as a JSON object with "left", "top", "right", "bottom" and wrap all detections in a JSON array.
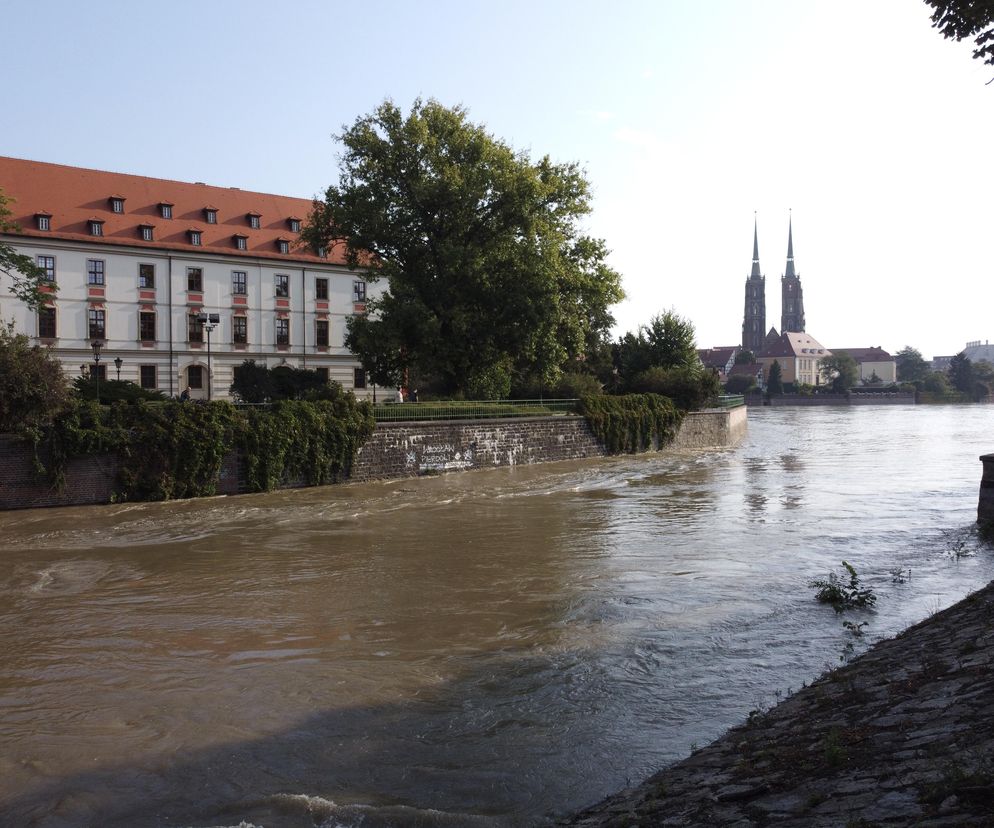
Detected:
[
  {"left": 784, "top": 211, "right": 796, "bottom": 279},
  {"left": 751, "top": 213, "right": 762, "bottom": 277}
]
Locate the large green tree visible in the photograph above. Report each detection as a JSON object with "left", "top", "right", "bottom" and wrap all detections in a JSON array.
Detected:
[
  {"left": 614, "top": 309, "right": 700, "bottom": 389},
  {"left": 926, "top": 0, "right": 994, "bottom": 69},
  {"left": 948, "top": 351, "right": 974, "bottom": 393},
  {"left": 820, "top": 352, "right": 859, "bottom": 392},
  {"left": 0, "top": 322, "right": 69, "bottom": 434},
  {"left": 304, "top": 99, "right": 624, "bottom": 398},
  {"left": 1, "top": 189, "right": 51, "bottom": 312},
  {"left": 895, "top": 345, "right": 930, "bottom": 383}
]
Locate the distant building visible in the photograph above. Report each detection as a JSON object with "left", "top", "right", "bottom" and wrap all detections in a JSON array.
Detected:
[
  {"left": 726, "top": 361, "right": 764, "bottom": 391},
  {"left": 697, "top": 345, "right": 740, "bottom": 377},
  {"left": 964, "top": 340, "right": 994, "bottom": 364},
  {"left": 759, "top": 330, "right": 831, "bottom": 387},
  {"left": 831, "top": 347, "right": 897, "bottom": 384}
]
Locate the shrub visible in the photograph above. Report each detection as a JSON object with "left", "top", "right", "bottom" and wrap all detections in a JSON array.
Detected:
[
  {"left": 810, "top": 561, "right": 877, "bottom": 613},
  {"left": 630, "top": 366, "right": 720, "bottom": 411},
  {"left": 554, "top": 371, "right": 603, "bottom": 398},
  {"left": 72, "top": 377, "right": 167, "bottom": 403},
  {"left": 0, "top": 322, "right": 70, "bottom": 436},
  {"left": 579, "top": 393, "right": 683, "bottom": 453},
  {"left": 724, "top": 374, "right": 756, "bottom": 395}
]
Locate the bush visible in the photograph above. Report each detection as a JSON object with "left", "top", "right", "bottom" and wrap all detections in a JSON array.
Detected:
[
  {"left": 554, "top": 371, "right": 603, "bottom": 398},
  {"left": 810, "top": 561, "right": 877, "bottom": 613},
  {"left": 465, "top": 359, "right": 512, "bottom": 400},
  {"left": 0, "top": 322, "right": 70, "bottom": 436},
  {"left": 579, "top": 393, "right": 683, "bottom": 453},
  {"left": 724, "top": 374, "right": 756, "bottom": 394},
  {"left": 629, "top": 366, "right": 720, "bottom": 411},
  {"left": 73, "top": 377, "right": 167, "bottom": 403}
]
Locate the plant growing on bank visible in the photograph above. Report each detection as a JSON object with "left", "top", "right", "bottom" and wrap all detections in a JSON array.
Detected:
[
  {"left": 811, "top": 561, "right": 877, "bottom": 613},
  {"left": 0, "top": 322, "right": 71, "bottom": 437},
  {"left": 578, "top": 393, "right": 683, "bottom": 453}
]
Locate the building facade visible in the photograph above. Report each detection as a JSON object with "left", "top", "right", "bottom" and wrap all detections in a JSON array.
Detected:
[
  {"left": 0, "top": 157, "right": 375, "bottom": 400},
  {"left": 780, "top": 215, "right": 805, "bottom": 334},
  {"left": 758, "top": 331, "right": 831, "bottom": 387},
  {"left": 831, "top": 347, "right": 897, "bottom": 384}
]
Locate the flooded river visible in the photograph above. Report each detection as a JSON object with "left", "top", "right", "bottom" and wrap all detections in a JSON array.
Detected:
[{"left": 1, "top": 405, "right": 993, "bottom": 827}]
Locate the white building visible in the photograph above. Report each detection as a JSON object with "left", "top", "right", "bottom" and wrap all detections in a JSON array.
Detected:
[{"left": 0, "top": 156, "right": 374, "bottom": 400}]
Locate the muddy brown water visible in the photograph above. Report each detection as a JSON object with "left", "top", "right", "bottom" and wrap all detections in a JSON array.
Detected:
[{"left": 1, "top": 406, "right": 993, "bottom": 827}]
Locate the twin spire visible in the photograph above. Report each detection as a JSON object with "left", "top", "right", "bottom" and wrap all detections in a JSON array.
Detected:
[{"left": 750, "top": 212, "right": 795, "bottom": 281}]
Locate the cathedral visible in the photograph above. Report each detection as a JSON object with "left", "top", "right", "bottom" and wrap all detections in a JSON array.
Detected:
[{"left": 741, "top": 215, "right": 805, "bottom": 352}]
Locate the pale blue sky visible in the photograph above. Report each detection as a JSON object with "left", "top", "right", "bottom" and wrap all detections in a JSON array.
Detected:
[{"left": 4, "top": 0, "right": 992, "bottom": 358}]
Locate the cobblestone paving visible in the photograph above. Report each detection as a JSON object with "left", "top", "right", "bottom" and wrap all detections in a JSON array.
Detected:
[{"left": 560, "top": 582, "right": 994, "bottom": 827}]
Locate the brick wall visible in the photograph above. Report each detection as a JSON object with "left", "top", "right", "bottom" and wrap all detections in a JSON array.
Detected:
[{"left": 0, "top": 409, "right": 743, "bottom": 509}]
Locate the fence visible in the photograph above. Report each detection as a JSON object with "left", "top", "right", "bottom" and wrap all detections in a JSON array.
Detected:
[{"left": 371, "top": 398, "right": 579, "bottom": 422}]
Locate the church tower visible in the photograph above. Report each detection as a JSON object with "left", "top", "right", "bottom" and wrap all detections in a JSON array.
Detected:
[
  {"left": 742, "top": 216, "right": 766, "bottom": 353},
  {"left": 780, "top": 214, "right": 805, "bottom": 333}
]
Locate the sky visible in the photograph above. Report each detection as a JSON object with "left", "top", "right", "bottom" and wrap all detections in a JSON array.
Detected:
[{"left": 3, "top": 0, "right": 992, "bottom": 360}]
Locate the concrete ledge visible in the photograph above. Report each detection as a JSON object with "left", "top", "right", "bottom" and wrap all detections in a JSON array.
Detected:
[{"left": 980, "top": 453, "right": 994, "bottom": 524}]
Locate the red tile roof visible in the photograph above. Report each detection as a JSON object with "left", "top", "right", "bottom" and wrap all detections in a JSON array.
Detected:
[
  {"left": 830, "top": 347, "right": 893, "bottom": 362},
  {"left": 0, "top": 156, "right": 346, "bottom": 266}
]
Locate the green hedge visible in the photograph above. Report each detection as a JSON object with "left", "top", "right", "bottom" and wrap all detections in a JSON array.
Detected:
[
  {"left": 42, "top": 390, "right": 374, "bottom": 501},
  {"left": 578, "top": 393, "right": 683, "bottom": 454}
]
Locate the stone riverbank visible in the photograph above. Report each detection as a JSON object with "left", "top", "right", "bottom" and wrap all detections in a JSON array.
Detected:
[{"left": 560, "top": 579, "right": 994, "bottom": 827}]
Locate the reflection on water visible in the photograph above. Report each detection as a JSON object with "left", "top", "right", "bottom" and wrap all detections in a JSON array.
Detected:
[{"left": 1, "top": 406, "right": 993, "bottom": 827}]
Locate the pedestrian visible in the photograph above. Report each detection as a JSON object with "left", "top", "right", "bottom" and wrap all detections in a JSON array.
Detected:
[
  {"left": 397, "top": 387, "right": 405, "bottom": 404},
  {"left": 411, "top": 388, "right": 419, "bottom": 403},
  {"left": 180, "top": 387, "right": 191, "bottom": 401}
]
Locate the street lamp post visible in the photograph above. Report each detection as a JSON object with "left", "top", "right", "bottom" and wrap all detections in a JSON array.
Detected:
[
  {"left": 197, "top": 313, "right": 220, "bottom": 400},
  {"left": 91, "top": 339, "right": 103, "bottom": 404},
  {"left": 114, "top": 356, "right": 123, "bottom": 381}
]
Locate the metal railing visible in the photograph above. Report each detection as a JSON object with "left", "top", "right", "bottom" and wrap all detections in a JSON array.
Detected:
[
  {"left": 715, "top": 394, "right": 746, "bottom": 408},
  {"left": 371, "top": 398, "right": 579, "bottom": 422}
]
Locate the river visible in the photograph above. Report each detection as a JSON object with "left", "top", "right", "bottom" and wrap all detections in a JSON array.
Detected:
[{"left": 1, "top": 405, "right": 992, "bottom": 827}]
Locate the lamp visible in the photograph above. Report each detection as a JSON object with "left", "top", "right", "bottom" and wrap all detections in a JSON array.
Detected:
[
  {"left": 91, "top": 339, "right": 103, "bottom": 404},
  {"left": 197, "top": 313, "right": 220, "bottom": 400},
  {"left": 114, "top": 356, "right": 123, "bottom": 381}
]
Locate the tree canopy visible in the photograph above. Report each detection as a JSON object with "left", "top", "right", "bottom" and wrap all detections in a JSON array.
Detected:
[
  {"left": 0, "top": 322, "right": 69, "bottom": 434},
  {"left": 820, "top": 352, "right": 859, "bottom": 392},
  {"left": 613, "top": 310, "right": 699, "bottom": 390},
  {"left": 304, "top": 99, "right": 624, "bottom": 398},
  {"left": 895, "top": 346, "right": 931, "bottom": 383},
  {"left": 1, "top": 189, "right": 51, "bottom": 312},
  {"left": 926, "top": 0, "right": 994, "bottom": 69}
]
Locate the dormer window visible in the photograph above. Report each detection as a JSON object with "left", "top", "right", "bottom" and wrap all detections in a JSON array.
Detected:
[
  {"left": 204, "top": 207, "right": 218, "bottom": 224},
  {"left": 35, "top": 212, "right": 52, "bottom": 231},
  {"left": 188, "top": 229, "right": 202, "bottom": 246},
  {"left": 233, "top": 234, "right": 248, "bottom": 251},
  {"left": 89, "top": 219, "right": 104, "bottom": 236},
  {"left": 160, "top": 202, "right": 174, "bottom": 219},
  {"left": 276, "top": 238, "right": 290, "bottom": 254},
  {"left": 316, "top": 245, "right": 326, "bottom": 258},
  {"left": 247, "top": 212, "right": 261, "bottom": 229},
  {"left": 287, "top": 217, "right": 302, "bottom": 233},
  {"left": 109, "top": 196, "right": 125, "bottom": 214},
  {"left": 139, "top": 223, "right": 155, "bottom": 242}
]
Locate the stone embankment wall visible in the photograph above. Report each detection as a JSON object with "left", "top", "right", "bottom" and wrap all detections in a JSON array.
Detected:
[
  {"left": 563, "top": 580, "right": 994, "bottom": 827},
  {"left": 0, "top": 408, "right": 745, "bottom": 509},
  {"left": 980, "top": 453, "right": 994, "bottom": 524},
  {"left": 761, "top": 392, "right": 916, "bottom": 407}
]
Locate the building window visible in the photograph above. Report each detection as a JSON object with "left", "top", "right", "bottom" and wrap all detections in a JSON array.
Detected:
[
  {"left": 188, "top": 365, "right": 203, "bottom": 389},
  {"left": 37, "top": 255, "right": 55, "bottom": 281},
  {"left": 316, "top": 245, "right": 326, "bottom": 258},
  {"left": 288, "top": 218, "right": 301, "bottom": 233},
  {"left": 38, "top": 307, "right": 57, "bottom": 339},
  {"left": 187, "top": 267, "right": 203, "bottom": 292},
  {"left": 89, "top": 220, "right": 104, "bottom": 236},
  {"left": 188, "top": 314, "right": 204, "bottom": 343},
  {"left": 36, "top": 214, "right": 51, "bottom": 231},
  {"left": 91, "top": 364, "right": 107, "bottom": 381},
  {"left": 316, "top": 319, "right": 329, "bottom": 347},
  {"left": 139, "top": 224, "right": 154, "bottom": 241},
  {"left": 140, "top": 365, "right": 156, "bottom": 389},
  {"left": 276, "top": 318, "right": 289, "bottom": 345},
  {"left": 275, "top": 274, "right": 289, "bottom": 297},
  {"left": 277, "top": 239, "right": 289, "bottom": 254},
  {"left": 354, "top": 368, "right": 367, "bottom": 389},
  {"left": 88, "top": 308, "right": 105, "bottom": 340},
  {"left": 232, "top": 270, "right": 247, "bottom": 295},
  {"left": 248, "top": 213, "right": 261, "bottom": 229},
  {"left": 353, "top": 280, "right": 366, "bottom": 302},
  {"left": 234, "top": 235, "right": 248, "bottom": 250},
  {"left": 87, "top": 259, "right": 105, "bottom": 285},
  {"left": 316, "top": 367, "right": 329, "bottom": 384},
  {"left": 233, "top": 315, "right": 247, "bottom": 344},
  {"left": 139, "top": 263, "right": 155, "bottom": 289},
  {"left": 205, "top": 208, "right": 217, "bottom": 224},
  {"left": 160, "top": 203, "right": 173, "bottom": 219},
  {"left": 188, "top": 230, "right": 202, "bottom": 246},
  {"left": 140, "top": 312, "right": 156, "bottom": 342},
  {"left": 110, "top": 197, "right": 125, "bottom": 213},
  {"left": 315, "top": 277, "right": 328, "bottom": 300}
]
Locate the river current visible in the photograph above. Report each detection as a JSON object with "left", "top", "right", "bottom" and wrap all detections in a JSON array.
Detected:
[{"left": 1, "top": 405, "right": 993, "bottom": 827}]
